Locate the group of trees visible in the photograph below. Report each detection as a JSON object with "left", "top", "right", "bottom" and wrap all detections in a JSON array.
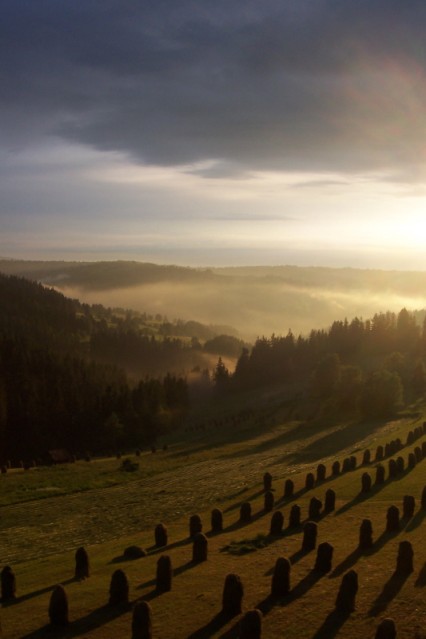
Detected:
[
  {"left": 215, "top": 309, "right": 426, "bottom": 420},
  {"left": 0, "top": 275, "right": 189, "bottom": 460}
]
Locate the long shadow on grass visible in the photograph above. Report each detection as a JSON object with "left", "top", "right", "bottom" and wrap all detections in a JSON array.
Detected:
[
  {"left": 334, "top": 481, "right": 390, "bottom": 517},
  {"left": 366, "top": 528, "right": 402, "bottom": 557},
  {"left": 21, "top": 602, "right": 131, "bottom": 639},
  {"left": 368, "top": 570, "right": 411, "bottom": 616},
  {"left": 255, "top": 570, "right": 324, "bottom": 620},
  {"left": 275, "top": 486, "right": 310, "bottom": 508},
  {"left": 136, "top": 559, "right": 196, "bottom": 593},
  {"left": 289, "top": 547, "right": 314, "bottom": 565},
  {"left": 223, "top": 489, "right": 265, "bottom": 513},
  {"left": 328, "top": 548, "right": 362, "bottom": 579},
  {"left": 218, "top": 419, "right": 321, "bottom": 464},
  {"left": 405, "top": 508, "right": 426, "bottom": 532},
  {"left": 288, "top": 569, "right": 323, "bottom": 601},
  {"left": 283, "top": 418, "right": 388, "bottom": 466},
  {"left": 221, "top": 508, "right": 270, "bottom": 535},
  {"left": 187, "top": 612, "right": 230, "bottom": 639},
  {"left": 415, "top": 563, "right": 426, "bottom": 587},
  {"left": 310, "top": 610, "right": 350, "bottom": 639},
  {"left": 2, "top": 577, "right": 77, "bottom": 607},
  {"left": 145, "top": 536, "right": 192, "bottom": 557},
  {"left": 329, "top": 528, "right": 402, "bottom": 579}
]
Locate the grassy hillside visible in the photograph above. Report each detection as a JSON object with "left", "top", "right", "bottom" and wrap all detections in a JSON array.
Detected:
[{"left": 1, "top": 404, "right": 426, "bottom": 638}]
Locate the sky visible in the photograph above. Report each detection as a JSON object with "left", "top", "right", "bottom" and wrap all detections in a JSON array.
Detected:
[{"left": 2, "top": 0, "right": 426, "bottom": 269}]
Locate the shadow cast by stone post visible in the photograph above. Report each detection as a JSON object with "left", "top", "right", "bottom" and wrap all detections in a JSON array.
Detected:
[
  {"left": 187, "top": 612, "right": 230, "bottom": 639},
  {"left": 368, "top": 570, "right": 411, "bottom": 617},
  {"left": 21, "top": 601, "right": 131, "bottom": 639},
  {"left": 257, "top": 569, "right": 323, "bottom": 616},
  {"left": 405, "top": 508, "right": 426, "bottom": 533},
  {"left": 145, "top": 536, "right": 192, "bottom": 557},
  {"left": 289, "top": 547, "right": 312, "bottom": 565},
  {"left": 415, "top": 562, "right": 426, "bottom": 587},
  {"left": 290, "top": 569, "right": 323, "bottom": 600},
  {"left": 275, "top": 486, "right": 308, "bottom": 507},
  {"left": 310, "top": 609, "right": 351, "bottom": 639},
  {"left": 2, "top": 577, "right": 77, "bottom": 607},
  {"left": 366, "top": 528, "right": 401, "bottom": 557},
  {"left": 174, "top": 559, "right": 198, "bottom": 577},
  {"left": 329, "top": 548, "right": 362, "bottom": 578},
  {"left": 223, "top": 489, "right": 264, "bottom": 513},
  {"left": 335, "top": 481, "right": 388, "bottom": 517},
  {"left": 220, "top": 507, "right": 270, "bottom": 535}
]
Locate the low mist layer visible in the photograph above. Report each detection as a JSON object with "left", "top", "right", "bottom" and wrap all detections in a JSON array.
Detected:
[
  {"left": 58, "top": 280, "right": 426, "bottom": 341},
  {"left": 3, "top": 260, "right": 426, "bottom": 339}
]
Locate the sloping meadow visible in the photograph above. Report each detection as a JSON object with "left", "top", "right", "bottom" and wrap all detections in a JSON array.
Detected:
[{"left": 1, "top": 412, "right": 426, "bottom": 638}]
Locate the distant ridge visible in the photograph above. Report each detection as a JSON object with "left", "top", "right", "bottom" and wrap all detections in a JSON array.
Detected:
[{"left": 0, "top": 259, "right": 219, "bottom": 290}]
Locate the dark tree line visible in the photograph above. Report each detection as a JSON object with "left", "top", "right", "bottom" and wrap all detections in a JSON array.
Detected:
[
  {"left": 0, "top": 275, "right": 189, "bottom": 460},
  {"left": 217, "top": 309, "right": 426, "bottom": 419}
]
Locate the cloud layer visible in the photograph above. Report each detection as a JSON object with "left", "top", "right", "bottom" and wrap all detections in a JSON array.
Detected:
[{"left": 2, "top": 0, "right": 426, "bottom": 177}]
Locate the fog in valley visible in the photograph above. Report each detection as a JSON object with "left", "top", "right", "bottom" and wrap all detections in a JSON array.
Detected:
[{"left": 57, "top": 278, "right": 426, "bottom": 341}]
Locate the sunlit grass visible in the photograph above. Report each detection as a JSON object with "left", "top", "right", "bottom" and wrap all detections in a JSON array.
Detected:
[{"left": 1, "top": 405, "right": 426, "bottom": 638}]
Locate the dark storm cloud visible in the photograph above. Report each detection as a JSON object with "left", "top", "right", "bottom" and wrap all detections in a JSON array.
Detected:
[{"left": 2, "top": 0, "right": 426, "bottom": 175}]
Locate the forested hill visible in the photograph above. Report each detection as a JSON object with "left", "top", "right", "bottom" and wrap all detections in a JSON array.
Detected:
[
  {"left": 0, "top": 274, "right": 197, "bottom": 461},
  {"left": 218, "top": 308, "right": 426, "bottom": 422},
  {"left": 0, "top": 259, "right": 219, "bottom": 289},
  {"left": 0, "top": 274, "right": 244, "bottom": 462}
]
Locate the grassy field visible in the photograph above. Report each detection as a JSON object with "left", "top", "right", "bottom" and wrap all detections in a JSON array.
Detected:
[{"left": 1, "top": 405, "right": 426, "bottom": 638}]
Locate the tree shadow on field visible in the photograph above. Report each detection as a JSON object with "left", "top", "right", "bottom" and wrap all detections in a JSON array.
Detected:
[
  {"left": 310, "top": 610, "right": 351, "bottom": 639},
  {"left": 21, "top": 602, "right": 131, "bottom": 639},
  {"left": 219, "top": 419, "right": 320, "bottom": 464},
  {"left": 3, "top": 578, "right": 77, "bottom": 607},
  {"left": 285, "top": 418, "right": 387, "bottom": 465},
  {"left": 368, "top": 570, "right": 411, "bottom": 617}
]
